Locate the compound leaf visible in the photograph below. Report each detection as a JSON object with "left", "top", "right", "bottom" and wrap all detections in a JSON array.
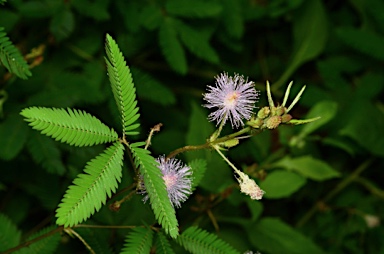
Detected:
[
  {"left": 130, "top": 142, "right": 179, "bottom": 238},
  {"left": 155, "top": 231, "right": 175, "bottom": 254},
  {"left": 176, "top": 226, "right": 240, "bottom": 254},
  {"left": 20, "top": 107, "right": 118, "bottom": 147},
  {"left": 120, "top": 227, "right": 154, "bottom": 254},
  {"left": 0, "top": 27, "right": 31, "bottom": 79},
  {"left": 105, "top": 34, "right": 140, "bottom": 136},
  {"left": 56, "top": 142, "right": 124, "bottom": 227}
]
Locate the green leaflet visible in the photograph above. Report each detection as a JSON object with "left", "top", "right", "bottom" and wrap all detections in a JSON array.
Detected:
[
  {"left": 130, "top": 142, "right": 179, "bottom": 239},
  {"left": 56, "top": 142, "right": 124, "bottom": 227},
  {"left": 0, "top": 27, "right": 31, "bottom": 79},
  {"left": 20, "top": 107, "right": 118, "bottom": 147},
  {"left": 155, "top": 231, "right": 175, "bottom": 254},
  {"left": 120, "top": 227, "right": 154, "bottom": 254},
  {"left": 105, "top": 34, "right": 140, "bottom": 136},
  {"left": 176, "top": 226, "right": 240, "bottom": 254},
  {"left": 0, "top": 213, "right": 21, "bottom": 252}
]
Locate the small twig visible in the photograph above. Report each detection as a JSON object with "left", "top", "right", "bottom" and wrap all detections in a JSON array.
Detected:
[
  {"left": 64, "top": 228, "right": 95, "bottom": 254},
  {"left": 166, "top": 126, "right": 258, "bottom": 159},
  {"left": 3, "top": 226, "right": 64, "bottom": 254},
  {"left": 145, "top": 123, "right": 162, "bottom": 150}
]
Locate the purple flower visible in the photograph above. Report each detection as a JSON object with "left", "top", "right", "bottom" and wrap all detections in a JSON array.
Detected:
[
  {"left": 139, "top": 156, "right": 192, "bottom": 208},
  {"left": 203, "top": 72, "right": 259, "bottom": 128}
]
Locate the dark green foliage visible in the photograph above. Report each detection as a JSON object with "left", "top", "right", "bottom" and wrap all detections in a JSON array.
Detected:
[
  {"left": 76, "top": 227, "right": 113, "bottom": 254},
  {"left": 27, "top": 132, "right": 66, "bottom": 175},
  {"left": 159, "top": 17, "right": 188, "bottom": 75},
  {"left": 0, "top": 213, "right": 21, "bottom": 252},
  {"left": 177, "top": 226, "right": 240, "bottom": 254},
  {"left": 0, "top": 111, "right": 29, "bottom": 160},
  {"left": 13, "top": 225, "right": 61, "bottom": 254},
  {"left": 0, "top": 27, "right": 31, "bottom": 79},
  {"left": 247, "top": 218, "right": 325, "bottom": 254}
]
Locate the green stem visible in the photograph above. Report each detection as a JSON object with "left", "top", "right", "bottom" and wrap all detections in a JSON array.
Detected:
[
  {"left": 166, "top": 126, "right": 258, "bottom": 159},
  {"left": 296, "top": 158, "right": 374, "bottom": 228},
  {"left": 213, "top": 145, "right": 241, "bottom": 175}
]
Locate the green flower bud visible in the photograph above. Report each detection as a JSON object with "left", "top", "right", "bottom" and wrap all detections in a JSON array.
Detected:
[
  {"left": 281, "top": 114, "right": 292, "bottom": 123},
  {"left": 275, "top": 107, "right": 286, "bottom": 116},
  {"left": 247, "top": 117, "right": 263, "bottom": 128},
  {"left": 265, "top": 115, "right": 281, "bottom": 129},
  {"left": 257, "top": 107, "right": 270, "bottom": 119}
]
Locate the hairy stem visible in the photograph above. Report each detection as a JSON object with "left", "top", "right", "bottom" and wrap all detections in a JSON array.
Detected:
[{"left": 167, "top": 126, "right": 259, "bottom": 159}]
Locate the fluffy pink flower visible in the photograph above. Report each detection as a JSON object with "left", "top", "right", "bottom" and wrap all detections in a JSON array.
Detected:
[
  {"left": 139, "top": 156, "right": 192, "bottom": 208},
  {"left": 203, "top": 72, "right": 259, "bottom": 128}
]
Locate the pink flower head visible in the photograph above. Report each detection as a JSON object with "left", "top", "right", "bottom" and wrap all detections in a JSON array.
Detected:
[
  {"left": 139, "top": 156, "right": 192, "bottom": 208},
  {"left": 203, "top": 72, "right": 259, "bottom": 128}
]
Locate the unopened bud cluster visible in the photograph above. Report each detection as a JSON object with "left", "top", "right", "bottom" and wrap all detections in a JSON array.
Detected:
[{"left": 247, "top": 105, "right": 292, "bottom": 129}]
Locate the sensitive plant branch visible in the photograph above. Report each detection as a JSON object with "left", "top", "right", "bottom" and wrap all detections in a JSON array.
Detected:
[{"left": 166, "top": 126, "right": 257, "bottom": 159}]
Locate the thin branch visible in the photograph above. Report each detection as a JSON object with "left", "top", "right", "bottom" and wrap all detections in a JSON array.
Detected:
[
  {"left": 166, "top": 126, "right": 258, "bottom": 159},
  {"left": 3, "top": 226, "right": 64, "bottom": 254}
]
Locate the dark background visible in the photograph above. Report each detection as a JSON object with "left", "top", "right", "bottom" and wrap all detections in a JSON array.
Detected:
[{"left": 1, "top": 0, "right": 384, "bottom": 253}]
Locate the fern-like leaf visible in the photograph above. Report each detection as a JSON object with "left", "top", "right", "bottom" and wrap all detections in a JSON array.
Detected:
[
  {"left": 155, "top": 231, "right": 175, "bottom": 254},
  {"left": 0, "top": 27, "right": 31, "bottom": 79},
  {"left": 120, "top": 227, "right": 154, "bottom": 254},
  {"left": 0, "top": 213, "right": 21, "bottom": 252},
  {"left": 20, "top": 107, "right": 118, "bottom": 147},
  {"left": 56, "top": 142, "right": 124, "bottom": 227},
  {"left": 105, "top": 34, "right": 140, "bottom": 136},
  {"left": 130, "top": 142, "right": 179, "bottom": 238},
  {"left": 177, "top": 226, "right": 240, "bottom": 254},
  {"left": 14, "top": 225, "right": 61, "bottom": 254}
]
